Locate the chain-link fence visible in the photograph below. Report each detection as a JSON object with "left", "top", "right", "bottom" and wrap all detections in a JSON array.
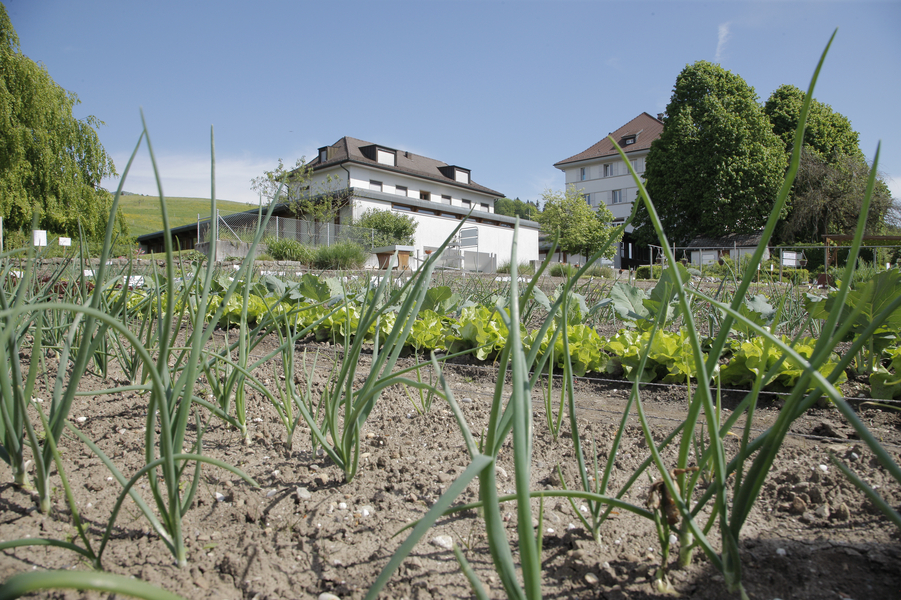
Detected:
[{"left": 198, "top": 210, "right": 377, "bottom": 249}]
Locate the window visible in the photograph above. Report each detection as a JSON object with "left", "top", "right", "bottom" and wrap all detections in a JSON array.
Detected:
[
  {"left": 611, "top": 189, "right": 623, "bottom": 204},
  {"left": 580, "top": 167, "right": 587, "bottom": 181},
  {"left": 624, "top": 136, "right": 636, "bottom": 145},
  {"left": 583, "top": 193, "right": 590, "bottom": 205},
  {"left": 455, "top": 169, "right": 470, "bottom": 184},
  {"left": 462, "top": 199, "right": 472, "bottom": 209},
  {"left": 370, "top": 180, "right": 382, "bottom": 192},
  {"left": 604, "top": 163, "right": 612, "bottom": 177},
  {"left": 420, "top": 190, "right": 431, "bottom": 201},
  {"left": 319, "top": 148, "right": 329, "bottom": 163},
  {"left": 481, "top": 203, "right": 490, "bottom": 212},
  {"left": 377, "top": 148, "right": 395, "bottom": 166},
  {"left": 441, "top": 195, "right": 452, "bottom": 204},
  {"left": 631, "top": 158, "right": 645, "bottom": 173},
  {"left": 396, "top": 185, "right": 408, "bottom": 197},
  {"left": 392, "top": 203, "right": 412, "bottom": 211}
]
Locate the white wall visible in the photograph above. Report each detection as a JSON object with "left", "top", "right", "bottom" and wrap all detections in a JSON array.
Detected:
[
  {"left": 353, "top": 195, "right": 538, "bottom": 271},
  {"left": 314, "top": 165, "right": 495, "bottom": 213},
  {"left": 561, "top": 151, "right": 648, "bottom": 225}
]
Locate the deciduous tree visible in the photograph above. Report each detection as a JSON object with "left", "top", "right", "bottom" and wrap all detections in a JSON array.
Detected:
[
  {"left": 635, "top": 61, "right": 786, "bottom": 246},
  {"left": 538, "top": 185, "right": 621, "bottom": 261},
  {"left": 764, "top": 84, "right": 891, "bottom": 242},
  {"left": 0, "top": 4, "right": 121, "bottom": 240},
  {"left": 494, "top": 197, "right": 540, "bottom": 221},
  {"left": 353, "top": 208, "right": 417, "bottom": 248}
]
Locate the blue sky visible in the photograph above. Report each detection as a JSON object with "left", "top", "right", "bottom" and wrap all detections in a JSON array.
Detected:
[{"left": 6, "top": 0, "right": 900, "bottom": 209}]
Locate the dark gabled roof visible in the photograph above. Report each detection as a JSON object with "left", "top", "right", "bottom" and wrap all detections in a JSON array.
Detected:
[
  {"left": 306, "top": 136, "right": 504, "bottom": 198},
  {"left": 686, "top": 231, "right": 766, "bottom": 249},
  {"left": 554, "top": 112, "right": 663, "bottom": 168}
]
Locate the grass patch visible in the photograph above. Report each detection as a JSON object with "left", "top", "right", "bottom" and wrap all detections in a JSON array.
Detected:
[{"left": 119, "top": 194, "right": 255, "bottom": 237}]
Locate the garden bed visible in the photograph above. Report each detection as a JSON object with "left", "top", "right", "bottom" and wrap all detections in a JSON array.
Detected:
[{"left": 2, "top": 333, "right": 899, "bottom": 600}]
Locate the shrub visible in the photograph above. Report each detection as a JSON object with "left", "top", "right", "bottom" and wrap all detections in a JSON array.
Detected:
[
  {"left": 549, "top": 263, "right": 577, "bottom": 278},
  {"left": 354, "top": 208, "right": 417, "bottom": 248},
  {"left": 497, "top": 261, "right": 535, "bottom": 276},
  {"left": 584, "top": 265, "right": 614, "bottom": 278},
  {"left": 636, "top": 265, "right": 663, "bottom": 279},
  {"left": 265, "top": 237, "right": 314, "bottom": 264},
  {"left": 313, "top": 241, "right": 368, "bottom": 270}
]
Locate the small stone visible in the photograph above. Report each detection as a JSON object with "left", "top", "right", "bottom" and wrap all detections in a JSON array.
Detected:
[
  {"left": 815, "top": 504, "right": 831, "bottom": 519},
  {"left": 833, "top": 502, "right": 851, "bottom": 522},
  {"left": 584, "top": 572, "right": 599, "bottom": 585},
  {"left": 319, "top": 594, "right": 341, "bottom": 600},
  {"left": 776, "top": 548, "right": 787, "bottom": 557},
  {"left": 789, "top": 496, "right": 807, "bottom": 515},
  {"left": 338, "top": 502, "right": 347, "bottom": 510},
  {"left": 214, "top": 492, "right": 226, "bottom": 502},
  {"left": 431, "top": 535, "right": 454, "bottom": 550},
  {"left": 266, "top": 489, "right": 277, "bottom": 497},
  {"left": 461, "top": 397, "right": 473, "bottom": 403},
  {"left": 296, "top": 487, "right": 312, "bottom": 501},
  {"left": 818, "top": 464, "right": 828, "bottom": 473},
  {"left": 75, "top": 417, "right": 87, "bottom": 423}
]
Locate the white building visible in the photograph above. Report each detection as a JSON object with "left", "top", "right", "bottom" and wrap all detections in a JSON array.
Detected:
[
  {"left": 293, "top": 136, "right": 539, "bottom": 271},
  {"left": 553, "top": 113, "right": 663, "bottom": 269}
]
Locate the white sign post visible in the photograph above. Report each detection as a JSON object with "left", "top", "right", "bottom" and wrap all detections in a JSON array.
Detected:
[{"left": 33, "top": 230, "right": 47, "bottom": 247}]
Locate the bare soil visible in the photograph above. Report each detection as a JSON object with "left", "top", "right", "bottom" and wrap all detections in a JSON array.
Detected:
[{"left": 2, "top": 331, "right": 900, "bottom": 600}]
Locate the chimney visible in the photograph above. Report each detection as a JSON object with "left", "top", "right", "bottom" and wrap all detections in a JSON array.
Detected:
[{"left": 657, "top": 113, "right": 665, "bottom": 121}]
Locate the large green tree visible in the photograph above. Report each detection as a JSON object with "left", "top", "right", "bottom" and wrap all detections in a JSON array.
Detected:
[
  {"left": 538, "top": 185, "right": 622, "bottom": 260},
  {"left": 0, "top": 4, "right": 120, "bottom": 240},
  {"left": 764, "top": 84, "right": 891, "bottom": 242},
  {"left": 764, "top": 84, "right": 864, "bottom": 161},
  {"left": 635, "top": 61, "right": 786, "bottom": 246}
]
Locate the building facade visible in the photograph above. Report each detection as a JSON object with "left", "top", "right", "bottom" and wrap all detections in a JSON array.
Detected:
[
  {"left": 553, "top": 113, "right": 663, "bottom": 269},
  {"left": 297, "top": 136, "right": 539, "bottom": 271}
]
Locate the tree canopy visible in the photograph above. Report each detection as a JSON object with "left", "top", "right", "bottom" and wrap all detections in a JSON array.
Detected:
[
  {"left": 538, "top": 185, "right": 621, "bottom": 260},
  {"left": 494, "top": 197, "right": 540, "bottom": 221},
  {"left": 0, "top": 4, "right": 120, "bottom": 240},
  {"left": 763, "top": 84, "right": 890, "bottom": 243},
  {"left": 635, "top": 61, "right": 786, "bottom": 247},
  {"left": 764, "top": 84, "right": 864, "bottom": 161},
  {"left": 353, "top": 208, "right": 417, "bottom": 248},
  {"left": 779, "top": 148, "right": 892, "bottom": 243}
]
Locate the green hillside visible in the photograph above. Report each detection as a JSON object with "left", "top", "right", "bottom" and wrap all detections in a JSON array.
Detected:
[{"left": 119, "top": 194, "right": 258, "bottom": 237}]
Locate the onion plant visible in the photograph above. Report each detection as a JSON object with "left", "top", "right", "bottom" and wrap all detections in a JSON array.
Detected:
[
  {"left": 612, "top": 30, "right": 901, "bottom": 597},
  {"left": 364, "top": 221, "right": 655, "bottom": 600}
]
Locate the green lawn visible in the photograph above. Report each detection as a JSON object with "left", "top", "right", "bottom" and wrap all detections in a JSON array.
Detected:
[{"left": 119, "top": 194, "right": 258, "bottom": 237}]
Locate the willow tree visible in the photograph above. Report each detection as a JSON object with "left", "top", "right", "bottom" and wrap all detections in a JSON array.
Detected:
[
  {"left": 634, "top": 61, "right": 786, "bottom": 247},
  {"left": 0, "top": 4, "right": 120, "bottom": 240}
]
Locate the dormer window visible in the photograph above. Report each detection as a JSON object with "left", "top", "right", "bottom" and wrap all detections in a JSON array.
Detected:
[
  {"left": 439, "top": 165, "right": 471, "bottom": 184},
  {"left": 623, "top": 135, "right": 636, "bottom": 146},
  {"left": 376, "top": 148, "right": 396, "bottom": 166},
  {"left": 319, "top": 148, "right": 328, "bottom": 163}
]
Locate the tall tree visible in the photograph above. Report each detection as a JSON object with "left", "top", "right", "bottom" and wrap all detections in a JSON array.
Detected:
[
  {"left": 538, "top": 185, "right": 622, "bottom": 260},
  {"left": 764, "top": 84, "right": 864, "bottom": 161},
  {"left": 764, "top": 84, "right": 890, "bottom": 242},
  {"left": 0, "top": 4, "right": 120, "bottom": 240},
  {"left": 634, "top": 61, "right": 786, "bottom": 246}
]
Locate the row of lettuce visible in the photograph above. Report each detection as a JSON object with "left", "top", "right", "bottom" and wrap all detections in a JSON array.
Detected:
[{"left": 111, "top": 267, "right": 901, "bottom": 397}]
